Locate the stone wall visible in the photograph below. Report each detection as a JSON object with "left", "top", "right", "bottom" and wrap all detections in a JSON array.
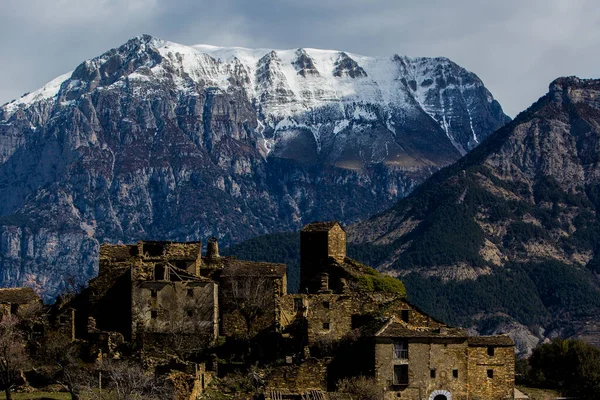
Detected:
[
  {"left": 467, "top": 346, "right": 514, "bottom": 400},
  {"left": 265, "top": 358, "right": 329, "bottom": 393},
  {"left": 220, "top": 276, "right": 283, "bottom": 338},
  {"left": 131, "top": 280, "right": 218, "bottom": 340},
  {"left": 327, "top": 224, "right": 346, "bottom": 262},
  {"left": 279, "top": 293, "right": 439, "bottom": 345},
  {"left": 374, "top": 339, "right": 469, "bottom": 400},
  {"left": 300, "top": 230, "right": 329, "bottom": 292}
]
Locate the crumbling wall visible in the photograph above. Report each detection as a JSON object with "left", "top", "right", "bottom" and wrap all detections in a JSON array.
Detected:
[
  {"left": 265, "top": 358, "right": 329, "bottom": 393},
  {"left": 132, "top": 281, "right": 218, "bottom": 339},
  {"left": 279, "top": 293, "right": 435, "bottom": 345},
  {"left": 220, "top": 277, "right": 283, "bottom": 338},
  {"left": 99, "top": 243, "right": 138, "bottom": 261}
]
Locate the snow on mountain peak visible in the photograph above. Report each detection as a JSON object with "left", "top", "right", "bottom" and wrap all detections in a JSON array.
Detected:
[{"left": 0, "top": 36, "right": 508, "bottom": 156}]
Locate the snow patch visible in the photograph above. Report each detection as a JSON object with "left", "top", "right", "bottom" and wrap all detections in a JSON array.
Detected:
[{"left": 3, "top": 71, "right": 72, "bottom": 116}]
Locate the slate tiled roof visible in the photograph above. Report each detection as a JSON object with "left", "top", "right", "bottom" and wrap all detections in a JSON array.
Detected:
[
  {"left": 0, "top": 287, "right": 40, "bottom": 304},
  {"left": 467, "top": 335, "right": 514, "bottom": 347}
]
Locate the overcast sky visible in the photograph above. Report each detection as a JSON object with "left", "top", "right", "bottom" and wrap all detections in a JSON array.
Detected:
[{"left": 0, "top": 0, "right": 598, "bottom": 116}]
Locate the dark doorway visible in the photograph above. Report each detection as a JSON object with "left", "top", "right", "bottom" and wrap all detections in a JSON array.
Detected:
[{"left": 434, "top": 395, "right": 447, "bottom": 400}]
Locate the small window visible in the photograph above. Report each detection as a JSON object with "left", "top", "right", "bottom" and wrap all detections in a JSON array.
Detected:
[
  {"left": 151, "top": 310, "right": 158, "bottom": 319},
  {"left": 151, "top": 289, "right": 157, "bottom": 298},
  {"left": 323, "top": 301, "right": 330, "bottom": 309},
  {"left": 293, "top": 298, "right": 303, "bottom": 312},
  {"left": 186, "top": 310, "right": 194, "bottom": 317},
  {"left": 453, "top": 369, "right": 459, "bottom": 379},
  {"left": 393, "top": 365, "right": 409, "bottom": 385},
  {"left": 394, "top": 342, "right": 408, "bottom": 359},
  {"left": 187, "top": 288, "right": 194, "bottom": 297},
  {"left": 10, "top": 304, "right": 18, "bottom": 315},
  {"left": 487, "top": 346, "right": 495, "bottom": 356},
  {"left": 430, "top": 369, "right": 436, "bottom": 379},
  {"left": 487, "top": 369, "right": 494, "bottom": 379},
  {"left": 154, "top": 264, "right": 166, "bottom": 280},
  {"left": 323, "top": 322, "right": 330, "bottom": 330},
  {"left": 401, "top": 309, "right": 410, "bottom": 323}
]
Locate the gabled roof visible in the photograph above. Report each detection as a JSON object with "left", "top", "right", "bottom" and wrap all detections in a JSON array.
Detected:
[
  {"left": 468, "top": 335, "right": 514, "bottom": 347},
  {"left": 0, "top": 287, "right": 40, "bottom": 304},
  {"left": 301, "top": 221, "right": 344, "bottom": 232},
  {"left": 221, "top": 259, "right": 286, "bottom": 278},
  {"left": 374, "top": 317, "right": 468, "bottom": 339}
]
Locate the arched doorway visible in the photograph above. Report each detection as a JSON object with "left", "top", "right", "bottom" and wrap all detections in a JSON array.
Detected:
[{"left": 429, "top": 390, "right": 452, "bottom": 400}]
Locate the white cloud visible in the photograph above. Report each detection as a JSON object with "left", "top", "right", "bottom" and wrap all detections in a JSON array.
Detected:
[{"left": 0, "top": 0, "right": 599, "bottom": 116}]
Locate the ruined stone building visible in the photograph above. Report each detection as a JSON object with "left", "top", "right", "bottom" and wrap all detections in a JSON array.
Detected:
[
  {"left": 0, "top": 287, "right": 41, "bottom": 318},
  {"left": 52, "top": 237, "right": 285, "bottom": 358},
  {"left": 273, "top": 222, "right": 515, "bottom": 400},
  {"left": 48, "top": 221, "right": 514, "bottom": 400}
]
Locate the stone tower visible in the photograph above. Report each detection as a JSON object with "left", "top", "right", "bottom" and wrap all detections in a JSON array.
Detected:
[{"left": 300, "top": 221, "right": 346, "bottom": 293}]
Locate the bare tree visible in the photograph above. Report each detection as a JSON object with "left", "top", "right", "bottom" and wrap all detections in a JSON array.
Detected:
[
  {"left": 141, "top": 284, "right": 213, "bottom": 361},
  {"left": 221, "top": 275, "right": 272, "bottom": 339},
  {"left": 41, "top": 332, "right": 88, "bottom": 400},
  {"left": 337, "top": 376, "right": 383, "bottom": 400},
  {"left": 85, "top": 360, "right": 168, "bottom": 400},
  {"left": 0, "top": 315, "right": 30, "bottom": 400}
]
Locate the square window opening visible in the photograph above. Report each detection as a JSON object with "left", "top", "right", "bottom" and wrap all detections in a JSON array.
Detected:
[
  {"left": 151, "top": 310, "right": 158, "bottom": 319},
  {"left": 487, "top": 346, "right": 495, "bottom": 356},
  {"left": 430, "top": 369, "right": 436, "bottom": 379},
  {"left": 393, "top": 365, "right": 409, "bottom": 385},
  {"left": 487, "top": 369, "right": 494, "bottom": 379},
  {"left": 187, "top": 288, "right": 194, "bottom": 297},
  {"left": 323, "top": 322, "right": 330, "bottom": 330},
  {"left": 401, "top": 309, "right": 409, "bottom": 323},
  {"left": 10, "top": 304, "right": 18, "bottom": 315},
  {"left": 453, "top": 369, "right": 459, "bottom": 379},
  {"left": 323, "top": 301, "right": 330, "bottom": 309},
  {"left": 151, "top": 289, "right": 157, "bottom": 298},
  {"left": 187, "top": 310, "right": 194, "bottom": 317}
]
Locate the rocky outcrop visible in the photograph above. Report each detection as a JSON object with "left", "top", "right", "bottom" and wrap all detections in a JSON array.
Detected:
[
  {"left": 348, "top": 77, "right": 600, "bottom": 354},
  {"left": 0, "top": 35, "right": 509, "bottom": 299}
]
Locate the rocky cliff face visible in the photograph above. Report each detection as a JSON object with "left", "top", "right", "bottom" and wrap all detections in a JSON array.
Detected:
[
  {"left": 348, "top": 77, "right": 600, "bottom": 354},
  {"left": 0, "top": 35, "right": 508, "bottom": 299}
]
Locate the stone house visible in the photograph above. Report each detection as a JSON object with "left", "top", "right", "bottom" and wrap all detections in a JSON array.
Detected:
[
  {"left": 369, "top": 318, "right": 515, "bottom": 400},
  {"left": 55, "top": 237, "right": 285, "bottom": 357},
  {"left": 272, "top": 221, "right": 515, "bottom": 400},
  {"left": 0, "top": 287, "right": 42, "bottom": 318}
]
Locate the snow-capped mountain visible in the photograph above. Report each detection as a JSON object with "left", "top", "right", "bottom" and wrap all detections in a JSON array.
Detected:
[{"left": 0, "top": 35, "right": 509, "bottom": 298}]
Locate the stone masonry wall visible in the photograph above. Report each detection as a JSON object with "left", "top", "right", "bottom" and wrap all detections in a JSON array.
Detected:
[
  {"left": 279, "top": 293, "right": 441, "bottom": 346},
  {"left": 467, "top": 346, "right": 514, "bottom": 400},
  {"left": 265, "top": 358, "right": 329, "bottom": 393},
  {"left": 131, "top": 280, "right": 218, "bottom": 340},
  {"left": 220, "top": 277, "right": 284, "bottom": 338},
  {"left": 375, "top": 339, "right": 469, "bottom": 400},
  {"left": 327, "top": 225, "right": 346, "bottom": 262}
]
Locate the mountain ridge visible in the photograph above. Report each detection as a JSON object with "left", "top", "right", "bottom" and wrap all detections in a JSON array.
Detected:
[
  {"left": 0, "top": 35, "right": 509, "bottom": 299},
  {"left": 347, "top": 76, "right": 600, "bottom": 353}
]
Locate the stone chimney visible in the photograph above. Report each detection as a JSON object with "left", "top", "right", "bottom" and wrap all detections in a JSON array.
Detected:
[{"left": 206, "top": 237, "right": 220, "bottom": 259}]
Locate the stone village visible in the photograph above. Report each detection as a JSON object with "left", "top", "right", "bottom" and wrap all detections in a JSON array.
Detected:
[{"left": 0, "top": 222, "right": 515, "bottom": 399}]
